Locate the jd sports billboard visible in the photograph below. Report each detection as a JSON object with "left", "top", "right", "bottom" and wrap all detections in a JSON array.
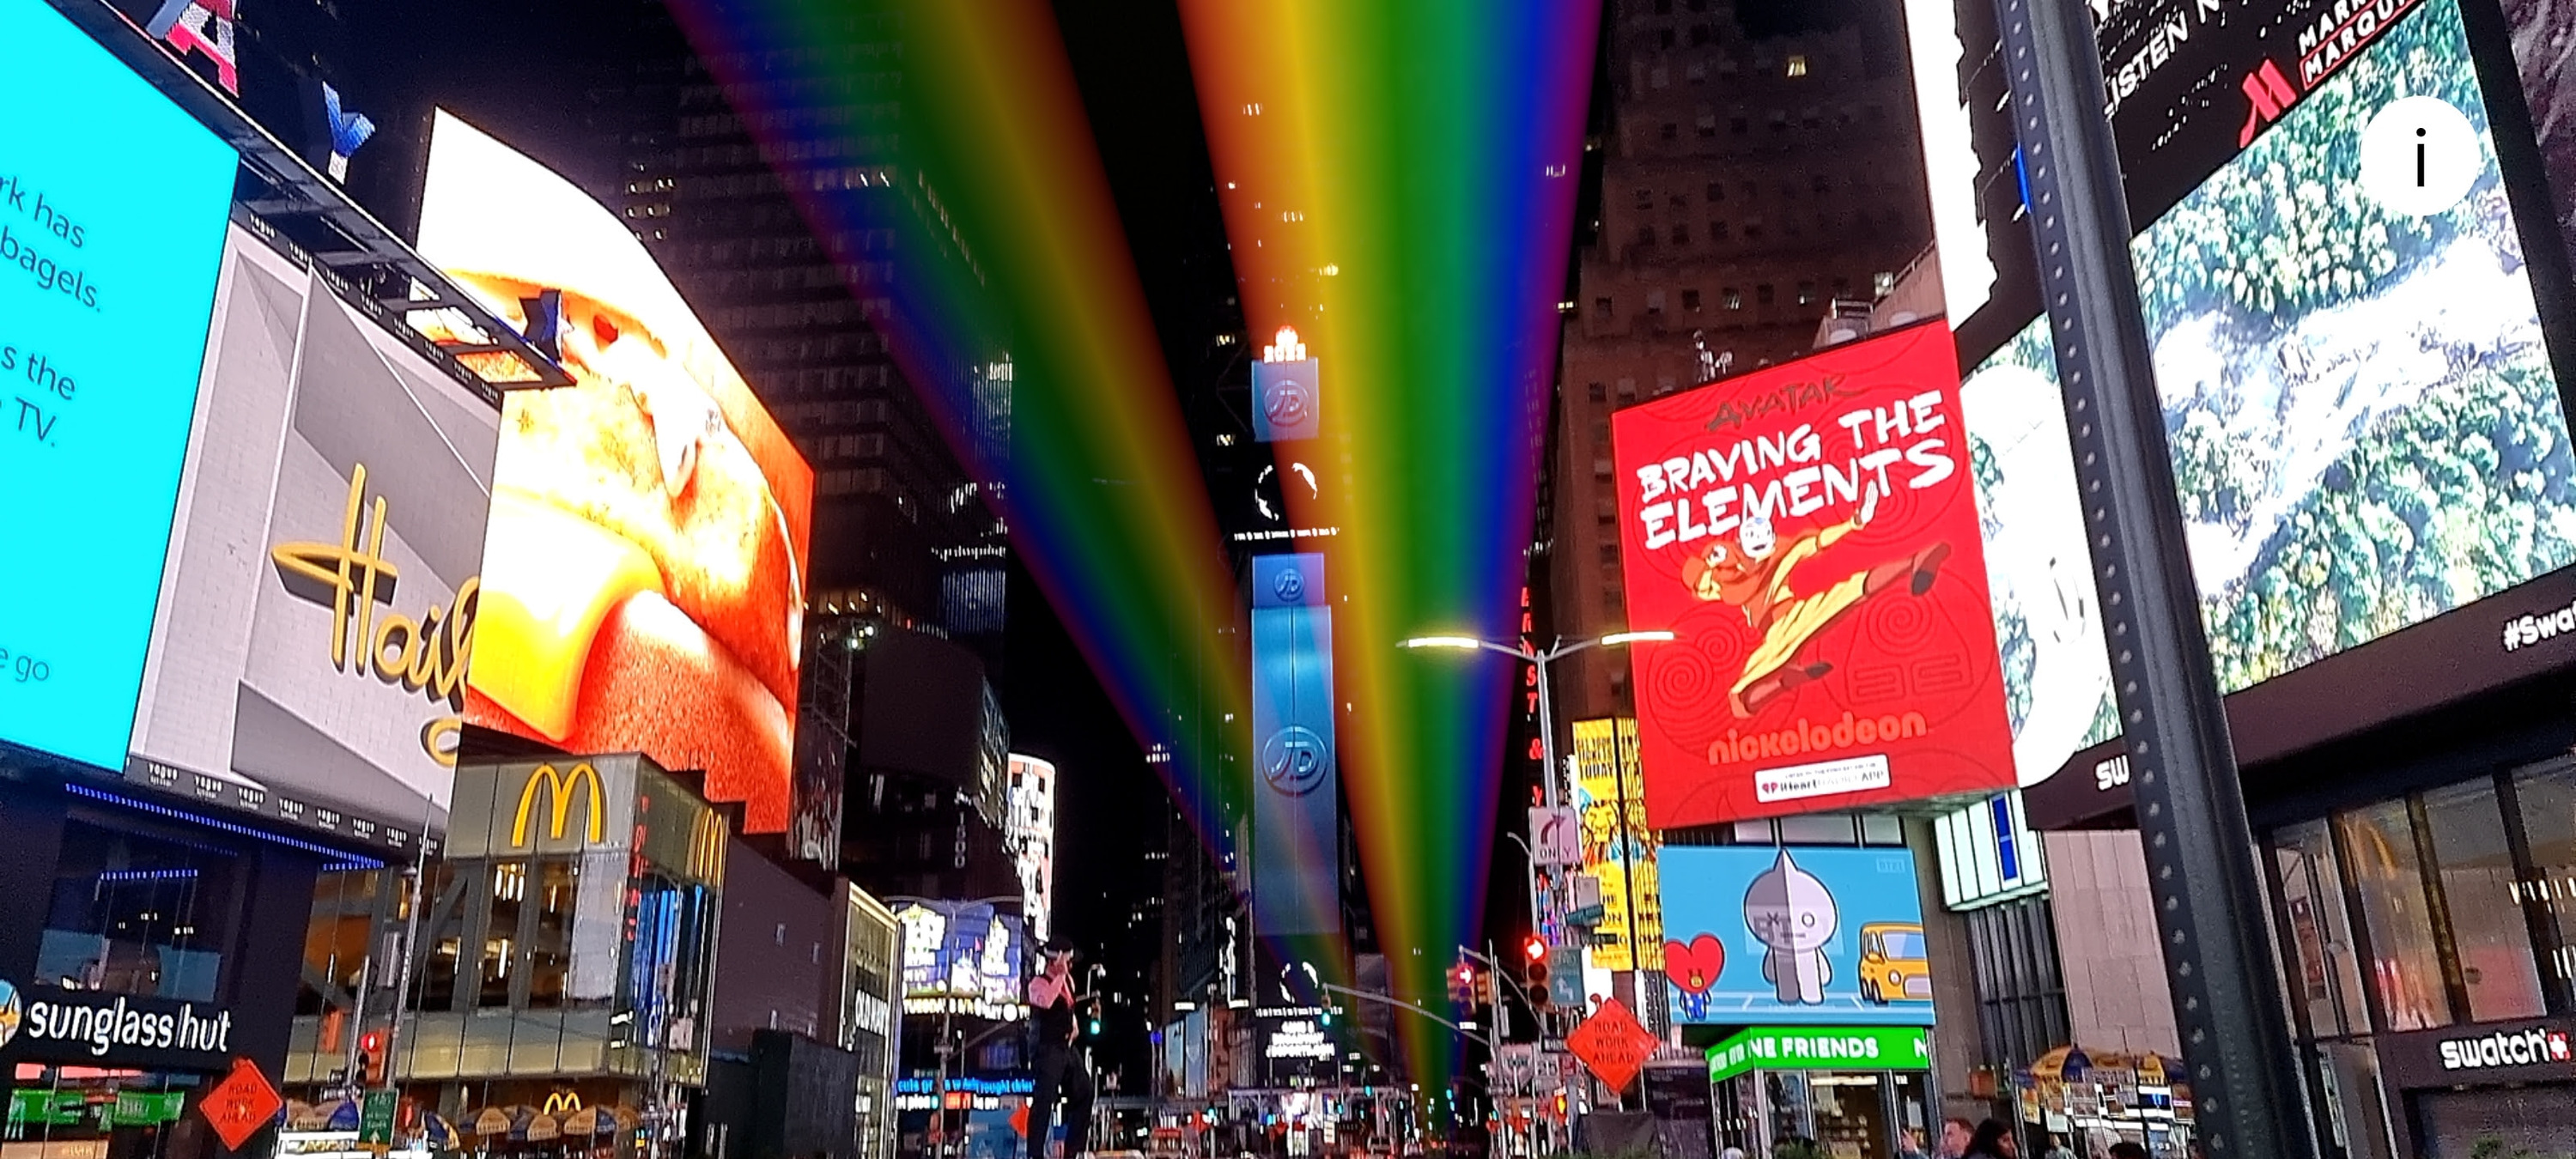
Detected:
[{"left": 1249, "top": 554, "right": 1340, "bottom": 939}]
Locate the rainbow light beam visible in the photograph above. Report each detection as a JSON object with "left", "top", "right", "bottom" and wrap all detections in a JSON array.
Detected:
[
  {"left": 661, "top": 0, "right": 1258, "bottom": 855},
  {"left": 1178, "top": 0, "right": 1601, "bottom": 1077}
]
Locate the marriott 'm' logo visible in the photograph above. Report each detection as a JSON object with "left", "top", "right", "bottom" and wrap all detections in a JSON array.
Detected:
[{"left": 270, "top": 464, "right": 477, "bottom": 764}]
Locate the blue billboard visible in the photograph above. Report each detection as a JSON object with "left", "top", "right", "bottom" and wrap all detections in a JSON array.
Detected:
[
  {"left": 0, "top": 0, "right": 234, "bottom": 771},
  {"left": 1249, "top": 553, "right": 1340, "bottom": 938},
  {"left": 1659, "top": 846, "right": 1934, "bottom": 1026}
]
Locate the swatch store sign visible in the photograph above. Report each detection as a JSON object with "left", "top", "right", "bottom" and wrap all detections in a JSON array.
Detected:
[{"left": 0, "top": 979, "right": 239, "bottom": 1072}]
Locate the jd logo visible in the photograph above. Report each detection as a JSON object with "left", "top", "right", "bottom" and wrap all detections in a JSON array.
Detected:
[
  {"left": 1263, "top": 375, "right": 1312, "bottom": 432},
  {"left": 1261, "top": 726, "right": 1329, "bottom": 798},
  {"left": 1271, "top": 566, "right": 1306, "bottom": 604},
  {"left": 270, "top": 464, "right": 478, "bottom": 767},
  {"left": 512, "top": 763, "right": 607, "bottom": 847}
]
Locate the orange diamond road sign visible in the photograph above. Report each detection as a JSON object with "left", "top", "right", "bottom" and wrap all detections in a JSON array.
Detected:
[
  {"left": 1564, "top": 997, "right": 1657, "bottom": 1093},
  {"left": 201, "top": 1057, "right": 282, "bottom": 1151}
]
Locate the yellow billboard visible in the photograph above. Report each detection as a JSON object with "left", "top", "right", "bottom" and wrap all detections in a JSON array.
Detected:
[{"left": 1571, "top": 718, "right": 1662, "bottom": 972}]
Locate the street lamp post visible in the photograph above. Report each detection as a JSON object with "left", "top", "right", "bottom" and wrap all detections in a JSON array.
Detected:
[{"left": 1397, "top": 630, "right": 1674, "bottom": 963}]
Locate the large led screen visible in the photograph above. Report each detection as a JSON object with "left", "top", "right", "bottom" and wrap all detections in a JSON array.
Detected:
[
  {"left": 130, "top": 228, "right": 500, "bottom": 843},
  {"left": 1611, "top": 323, "right": 2017, "bottom": 828},
  {"left": 0, "top": 0, "right": 234, "bottom": 772},
  {"left": 2130, "top": 0, "right": 2576, "bottom": 693},
  {"left": 1963, "top": 0, "right": 2576, "bottom": 795},
  {"left": 1659, "top": 845, "right": 1934, "bottom": 1027},
  {"left": 419, "top": 112, "right": 816, "bottom": 833}
]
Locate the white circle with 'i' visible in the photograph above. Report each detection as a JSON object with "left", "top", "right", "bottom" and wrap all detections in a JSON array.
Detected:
[{"left": 2358, "top": 94, "right": 2482, "bottom": 217}]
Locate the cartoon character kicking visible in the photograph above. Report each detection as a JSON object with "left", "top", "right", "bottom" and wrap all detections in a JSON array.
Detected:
[
  {"left": 1678, "top": 486, "right": 1953, "bottom": 718},
  {"left": 1744, "top": 848, "right": 1838, "bottom": 1005}
]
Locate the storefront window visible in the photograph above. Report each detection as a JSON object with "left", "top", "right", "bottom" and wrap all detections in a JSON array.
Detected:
[
  {"left": 2510, "top": 759, "right": 2576, "bottom": 998},
  {"left": 2273, "top": 822, "right": 2372, "bottom": 1037},
  {"left": 2420, "top": 780, "right": 2543, "bottom": 1022},
  {"left": 2335, "top": 804, "right": 2452, "bottom": 1030},
  {"left": 38, "top": 819, "right": 228, "bottom": 1001}
]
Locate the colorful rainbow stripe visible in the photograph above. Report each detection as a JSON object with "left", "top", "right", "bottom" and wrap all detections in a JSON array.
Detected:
[
  {"left": 1176, "top": 1, "right": 1600, "bottom": 1072},
  {"left": 660, "top": 0, "right": 1252, "bottom": 845},
  {"left": 665, "top": 0, "right": 1600, "bottom": 1078}
]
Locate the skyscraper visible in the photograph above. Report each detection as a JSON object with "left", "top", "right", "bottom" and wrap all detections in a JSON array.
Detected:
[
  {"left": 1548, "top": 0, "right": 1932, "bottom": 733},
  {"left": 598, "top": 0, "right": 1007, "bottom": 669}
]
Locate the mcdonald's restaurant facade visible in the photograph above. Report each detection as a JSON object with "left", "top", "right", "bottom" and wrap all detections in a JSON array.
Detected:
[{"left": 285, "top": 754, "right": 728, "bottom": 1158}]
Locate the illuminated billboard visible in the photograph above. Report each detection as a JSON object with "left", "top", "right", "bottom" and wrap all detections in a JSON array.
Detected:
[
  {"left": 419, "top": 111, "right": 817, "bottom": 833},
  {"left": 1570, "top": 718, "right": 1662, "bottom": 973},
  {"left": 1970, "top": 0, "right": 2576, "bottom": 810},
  {"left": 1249, "top": 553, "right": 1341, "bottom": 939},
  {"left": 1659, "top": 846, "right": 1934, "bottom": 1027},
  {"left": 893, "top": 901, "right": 1025, "bottom": 1020},
  {"left": 0, "top": 0, "right": 234, "bottom": 773},
  {"left": 1611, "top": 322, "right": 2016, "bottom": 827},
  {"left": 128, "top": 228, "right": 498, "bottom": 844}
]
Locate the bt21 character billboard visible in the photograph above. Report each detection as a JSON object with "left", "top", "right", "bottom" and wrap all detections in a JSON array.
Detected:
[{"left": 1659, "top": 845, "right": 1934, "bottom": 1026}]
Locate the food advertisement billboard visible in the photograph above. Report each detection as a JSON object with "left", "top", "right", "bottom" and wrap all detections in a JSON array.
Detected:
[
  {"left": 1570, "top": 718, "right": 1662, "bottom": 973},
  {"left": 127, "top": 227, "right": 499, "bottom": 847},
  {"left": 1610, "top": 322, "right": 2015, "bottom": 827},
  {"left": 1658, "top": 846, "right": 1934, "bottom": 1027},
  {"left": 418, "top": 111, "right": 817, "bottom": 833},
  {"left": 0, "top": 0, "right": 234, "bottom": 773}
]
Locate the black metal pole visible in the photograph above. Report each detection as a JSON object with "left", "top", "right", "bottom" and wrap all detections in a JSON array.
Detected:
[{"left": 1990, "top": 0, "right": 2318, "bottom": 1154}]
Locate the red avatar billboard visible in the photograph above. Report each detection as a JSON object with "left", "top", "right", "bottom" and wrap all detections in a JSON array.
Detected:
[{"left": 1611, "top": 321, "right": 2014, "bottom": 827}]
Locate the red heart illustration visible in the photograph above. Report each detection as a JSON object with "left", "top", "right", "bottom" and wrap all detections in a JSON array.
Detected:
[{"left": 1663, "top": 933, "right": 1725, "bottom": 994}]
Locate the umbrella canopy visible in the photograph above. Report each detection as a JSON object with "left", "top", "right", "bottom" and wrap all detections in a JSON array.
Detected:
[
  {"left": 468, "top": 1106, "right": 532, "bottom": 1139},
  {"left": 421, "top": 1111, "right": 461, "bottom": 1150},
  {"left": 525, "top": 1113, "right": 562, "bottom": 1143},
  {"left": 558, "top": 1107, "right": 616, "bottom": 1136}
]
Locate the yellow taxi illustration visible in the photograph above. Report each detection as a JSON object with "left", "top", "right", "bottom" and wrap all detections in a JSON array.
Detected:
[{"left": 1858, "top": 922, "right": 1931, "bottom": 1004}]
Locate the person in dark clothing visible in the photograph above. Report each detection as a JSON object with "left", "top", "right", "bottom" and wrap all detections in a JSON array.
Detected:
[
  {"left": 1965, "top": 1120, "right": 2017, "bottom": 1159},
  {"left": 1027, "top": 939, "right": 1095, "bottom": 1159}
]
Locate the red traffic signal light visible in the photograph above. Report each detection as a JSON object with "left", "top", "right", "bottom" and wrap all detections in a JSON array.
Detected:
[
  {"left": 1447, "top": 963, "right": 1474, "bottom": 1004},
  {"left": 359, "top": 1029, "right": 389, "bottom": 1084},
  {"left": 1522, "top": 935, "right": 1547, "bottom": 962}
]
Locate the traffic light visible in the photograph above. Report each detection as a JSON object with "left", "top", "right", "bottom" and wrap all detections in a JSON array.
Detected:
[
  {"left": 1447, "top": 962, "right": 1475, "bottom": 1005},
  {"left": 1472, "top": 969, "right": 1495, "bottom": 1008},
  {"left": 358, "top": 1029, "right": 388, "bottom": 1085},
  {"left": 1088, "top": 1016, "right": 1103, "bottom": 1036},
  {"left": 1521, "top": 935, "right": 1546, "bottom": 962},
  {"left": 1524, "top": 956, "right": 1552, "bottom": 1009}
]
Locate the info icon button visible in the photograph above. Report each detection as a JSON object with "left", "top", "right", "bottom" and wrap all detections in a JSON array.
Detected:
[{"left": 2359, "top": 94, "right": 2482, "bottom": 217}]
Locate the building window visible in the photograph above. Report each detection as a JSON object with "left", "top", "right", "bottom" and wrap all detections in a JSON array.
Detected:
[
  {"left": 1595, "top": 296, "right": 1613, "bottom": 319},
  {"left": 1756, "top": 283, "right": 1775, "bottom": 306},
  {"left": 1672, "top": 222, "right": 1690, "bottom": 245},
  {"left": 2273, "top": 821, "right": 2374, "bottom": 1038},
  {"left": 1587, "top": 381, "right": 1607, "bottom": 404},
  {"left": 1659, "top": 28, "right": 1676, "bottom": 49},
  {"left": 1729, "top": 114, "right": 1749, "bottom": 134},
  {"left": 1597, "top": 543, "right": 1619, "bottom": 567},
  {"left": 1645, "top": 290, "right": 1666, "bottom": 314},
  {"left": 1796, "top": 281, "right": 1816, "bottom": 306},
  {"left": 1705, "top": 181, "right": 1724, "bottom": 202},
  {"left": 1696, "top": 114, "right": 1717, "bottom": 137},
  {"left": 1637, "top": 225, "right": 1657, "bottom": 247},
  {"left": 1722, "top": 287, "right": 1742, "bottom": 310},
  {"left": 2336, "top": 802, "right": 2454, "bottom": 1031},
  {"left": 1635, "top": 186, "right": 1656, "bottom": 209},
  {"left": 1710, "top": 221, "right": 1728, "bottom": 241},
  {"left": 1681, "top": 288, "right": 1702, "bottom": 312},
  {"left": 2421, "top": 780, "right": 2545, "bottom": 1022},
  {"left": 1660, "top": 121, "right": 1679, "bottom": 140},
  {"left": 1616, "top": 378, "right": 1637, "bottom": 400},
  {"left": 1875, "top": 270, "right": 1898, "bottom": 296},
  {"left": 2513, "top": 760, "right": 2576, "bottom": 1006},
  {"left": 1786, "top": 54, "right": 1809, "bottom": 77}
]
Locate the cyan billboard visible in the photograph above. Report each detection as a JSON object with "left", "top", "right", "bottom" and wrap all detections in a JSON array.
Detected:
[
  {"left": 1249, "top": 553, "right": 1339, "bottom": 938},
  {"left": 1659, "top": 845, "right": 1935, "bottom": 1026}
]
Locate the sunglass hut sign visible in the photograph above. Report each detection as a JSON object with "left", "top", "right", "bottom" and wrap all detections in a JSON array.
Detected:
[{"left": 0, "top": 980, "right": 238, "bottom": 1071}]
